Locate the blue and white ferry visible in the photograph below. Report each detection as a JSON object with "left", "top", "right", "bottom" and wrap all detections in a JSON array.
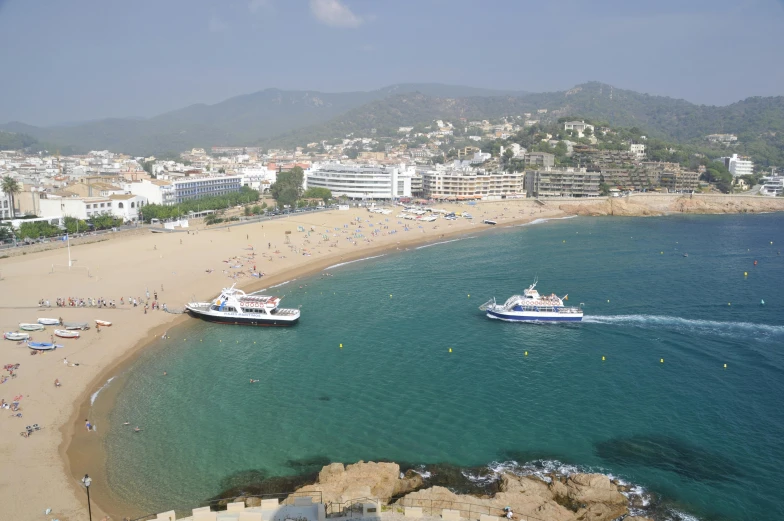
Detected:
[{"left": 480, "top": 280, "right": 583, "bottom": 322}]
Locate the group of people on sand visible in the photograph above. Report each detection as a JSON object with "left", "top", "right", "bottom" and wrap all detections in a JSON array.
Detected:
[{"left": 53, "top": 297, "right": 116, "bottom": 308}]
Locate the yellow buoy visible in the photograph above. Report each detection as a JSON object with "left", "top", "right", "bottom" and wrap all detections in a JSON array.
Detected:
[
  {"left": 744, "top": 272, "right": 748, "bottom": 276},
  {"left": 200, "top": 339, "right": 202, "bottom": 342},
  {"left": 660, "top": 358, "right": 664, "bottom": 363},
  {"left": 524, "top": 351, "right": 528, "bottom": 356},
  {"left": 468, "top": 294, "right": 470, "bottom": 298},
  {"left": 390, "top": 294, "right": 392, "bottom": 298},
  {"left": 724, "top": 363, "right": 727, "bottom": 369},
  {"left": 602, "top": 356, "right": 606, "bottom": 361},
  {"left": 660, "top": 251, "right": 663, "bottom": 254},
  {"left": 728, "top": 302, "right": 731, "bottom": 306},
  {"left": 219, "top": 339, "right": 221, "bottom": 342},
  {"left": 449, "top": 348, "right": 452, "bottom": 353},
  {"left": 607, "top": 299, "right": 610, "bottom": 303},
  {"left": 563, "top": 240, "right": 566, "bottom": 243},
  {"left": 339, "top": 343, "right": 343, "bottom": 348}
]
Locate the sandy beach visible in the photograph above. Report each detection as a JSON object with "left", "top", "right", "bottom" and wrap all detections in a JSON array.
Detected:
[
  {"left": 0, "top": 200, "right": 568, "bottom": 521},
  {"left": 3, "top": 194, "right": 784, "bottom": 521}
]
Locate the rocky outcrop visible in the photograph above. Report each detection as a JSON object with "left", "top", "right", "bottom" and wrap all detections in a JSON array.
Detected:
[
  {"left": 559, "top": 194, "right": 784, "bottom": 218},
  {"left": 294, "top": 461, "right": 422, "bottom": 505},
  {"left": 295, "top": 462, "right": 641, "bottom": 521}
]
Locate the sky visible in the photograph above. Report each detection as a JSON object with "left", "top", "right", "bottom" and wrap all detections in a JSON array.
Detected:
[{"left": 1, "top": 0, "right": 783, "bottom": 126}]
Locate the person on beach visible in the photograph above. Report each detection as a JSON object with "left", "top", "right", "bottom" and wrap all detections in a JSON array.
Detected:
[
  {"left": 85, "top": 419, "right": 92, "bottom": 432},
  {"left": 54, "top": 379, "right": 60, "bottom": 388}
]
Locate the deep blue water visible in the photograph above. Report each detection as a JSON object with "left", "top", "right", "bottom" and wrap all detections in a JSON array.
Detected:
[{"left": 98, "top": 215, "right": 784, "bottom": 520}]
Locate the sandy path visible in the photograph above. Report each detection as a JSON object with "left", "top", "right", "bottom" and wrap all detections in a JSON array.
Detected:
[{"left": 0, "top": 201, "right": 561, "bottom": 521}]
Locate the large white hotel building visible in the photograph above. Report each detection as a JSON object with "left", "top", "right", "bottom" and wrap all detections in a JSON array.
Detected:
[{"left": 304, "top": 163, "right": 413, "bottom": 200}]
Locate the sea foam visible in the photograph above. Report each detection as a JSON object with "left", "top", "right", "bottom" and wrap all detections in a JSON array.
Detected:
[
  {"left": 90, "top": 376, "right": 115, "bottom": 406},
  {"left": 583, "top": 314, "right": 784, "bottom": 338},
  {"left": 415, "top": 236, "right": 476, "bottom": 250},
  {"left": 324, "top": 254, "right": 386, "bottom": 270}
]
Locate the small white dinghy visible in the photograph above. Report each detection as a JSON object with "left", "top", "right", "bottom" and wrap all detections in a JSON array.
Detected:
[
  {"left": 19, "top": 323, "right": 46, "bottom": 331},
  {"left": 38, "top": 318, "right": 60, "bottom": 326},
  {"left": 94, "top": 320, "right": 112, "bottom": 327},
  {"left": 54, "top": 329, "right": 80, "bottom": 339},
  {"left": 4, "top": 332, "right": 30, "bottom": 341}
]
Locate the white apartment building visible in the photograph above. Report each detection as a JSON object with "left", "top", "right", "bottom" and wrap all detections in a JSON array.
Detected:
[
  {"left": 38, "top": 193, "right": 148, "bottom": 222},
  {"left": 564, "top": 120, "right": 595, "bottom": 137},
  {"left": 0, "top": 191, "right": 12, "bottom": 219},
  {"left": 126, "top": 175, "right": 243, "bottom": 206},
  {"left": 717, "top": 154, "right": 754, "bottom": 178},
  {"left": 422, "top": 168, "right": 525, "bottom": 200},
  {"left": 305, "top": 163, "right": 413, "bottom": 200},
  {"left": 630, "top": 144, "right": 646, "bottom": 160},
  {"left": 524, "top": 168, "right": 601, "bottom": 198}
]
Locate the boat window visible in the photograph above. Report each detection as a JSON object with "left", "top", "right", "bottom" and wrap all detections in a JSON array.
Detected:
[
  {"left": 211, "top": 305, "right": 220, "bottom": 311},
  {"left": 225, "top": 307, "right": 236, "bottom": 312}
]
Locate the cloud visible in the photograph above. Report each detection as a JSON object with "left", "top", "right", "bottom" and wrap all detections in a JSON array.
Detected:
[
  {"left": 309, "top": 0, "right": 363, "bottom": 28},
  {"left": 208, "top": 16, "right": 228, "bottom": 33}
]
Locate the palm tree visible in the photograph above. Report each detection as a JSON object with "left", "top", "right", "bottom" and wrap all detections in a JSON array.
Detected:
[{"left": 1, "top": 175, "right": 21, "bottom": 218}]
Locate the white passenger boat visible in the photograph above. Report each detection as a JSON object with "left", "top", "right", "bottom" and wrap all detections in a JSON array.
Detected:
[
  {"left": 4, "top": 332, "right": 30, "bottom": 341},
  {"left": 54, "top": 329, "right": 80, "bottom": 339},
  {"left": 38, "top": 318, "right": 61, "bottom": 326},
  {"left": 185, "top": 284, "right": 300, "bottom": 326},
  {"left": 19, "top": 323, "right": 46, "bottom": 331},
  {"left": 480, "top": 280, "right": 583, "bottom": 322}
]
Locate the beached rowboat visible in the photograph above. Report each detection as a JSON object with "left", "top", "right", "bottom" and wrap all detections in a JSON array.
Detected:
[
  {"left": 28, "top": 341, "right": 62, "bottom": 350},
  {"left": 64, "top": 322, "right": 90, "bottom": 331},
  {"left": 94, "top": 320, "right": 112, "bottom": 327},
  {"left": 19, "top": 323, "right": 45, "bottom": 331},
  {"left": 4, "top": 332, "right": 30, "bottom": 341},
  {"left": 54, "top": 329, "right": 80, "bottom": 339},
  {"left": 37, "top": 318, "right": 60, "bottom": 326}
]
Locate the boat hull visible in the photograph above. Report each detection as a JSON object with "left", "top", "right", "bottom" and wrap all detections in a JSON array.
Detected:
[
  {"left": 186, "top": 308, "right": 299, "bottom": 327},
  {"left": 19, "top": 323, "right": 45, "bottom": 331},
  {"left": 5, "top": 332, "right": 30, "bottom": 341},
  {"left": 486, "top": 309, "right": 583, "bottom": 322}
]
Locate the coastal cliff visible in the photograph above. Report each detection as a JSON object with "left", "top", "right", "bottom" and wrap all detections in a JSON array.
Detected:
[
  {"left": 558, "top": 193, "right": 784, "bottom": 217},
  {"left": 291, "top": 462, "right": 655, "bottom": 521}
]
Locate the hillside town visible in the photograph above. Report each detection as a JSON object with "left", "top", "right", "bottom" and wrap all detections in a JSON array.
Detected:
[{"left": 1, "top": 117, "right": 782, "bottom": 235}]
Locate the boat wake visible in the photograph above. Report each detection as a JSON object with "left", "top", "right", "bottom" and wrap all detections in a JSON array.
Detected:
[
  {"left": 583, "top": 315, "right": 784, "bottom": 339},
  {"left": 324, "top": 254, "right": 386, "bottom": 271},
  {"left": 90, "top": 376, "right": 115, "bottom": 406},
  {"left": 416, "top": 236, "right": 476, "bottom": 250},
  {"left": 268, "top": 279, "right": 295, "bottom": 289},
  {"left": 508, "top": 215, "right": 578, "bottom": 228}
]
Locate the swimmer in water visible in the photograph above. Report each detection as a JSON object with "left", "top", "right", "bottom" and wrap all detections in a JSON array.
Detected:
[
  {"left": 134, "top": 427, "right": 142, "bottom": 432},
  {"left": 250, "top": 379, "right": 259, "bottom": 383}
]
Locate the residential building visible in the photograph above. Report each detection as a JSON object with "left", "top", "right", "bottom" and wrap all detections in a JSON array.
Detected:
[
  {"left": 358, "top": 151, "right": 386, "bottom": 161},
  {"left": 630, "top": 144, "right": 646, "bottom": 160},
  {"left": 39, "top": 194, "right": 114, "bottom": 220},
  {"left": 760, "top": 175, "right": 784, "bottom": 197},
  {"left": 304, "top": 163, "right": 413, "bottom": 200},
  {"left": 421, "top": 169, "right": 525, "bottom": 200},
  {"left": 524, "top": 168, "right": 600, "bottom": 198},
  {"left": 706, "top": 134, "right": 738, "bottom": 144},
  {"left": 563, "top": 120, "right": 595, "bottom": 137},
  {"left": 410, "top": 174, "right": 423, "bottom": 197},
  {"left": 525, "top": 152, "right": 555, "bottom": 169},
  {"left": 659, "top": 171, "right": 700, "bottom": 192},
  {"left": 717, "top": 154, "right": 754, "bottom": 177},
  {"left": 126, "top": 175, "right": 242, "bottom": 206},
  {"left": 109, "top": 194, "right": 147, "bottom": 221},
  {"left": 0, "top": 189, "right": 14, "bottom": 219}
]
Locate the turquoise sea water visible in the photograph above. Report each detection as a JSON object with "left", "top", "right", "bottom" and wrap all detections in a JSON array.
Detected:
[{"left": 98, "top": 215, "right": 784, "bottom": 521}]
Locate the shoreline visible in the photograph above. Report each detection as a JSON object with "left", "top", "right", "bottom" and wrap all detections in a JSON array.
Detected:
[
  {"left": 2, "top": 195, "right": 783, "bottom": 521},
  {"left": 65, "top": 203, "right": 563, "bottom": 520}
]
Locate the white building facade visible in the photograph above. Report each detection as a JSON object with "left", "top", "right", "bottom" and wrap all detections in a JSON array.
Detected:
[
  {"left": 718, "top": 154, "right": 754, "bottom": 178},
  {"left": 305, "top": 163, "right": 413, "bottom": 200},
  {"left": 0, "top": 191, "right": 12, "bottom": 219},
  {"left": 126, "top": 175, "right": 243, "bottom": 206}
]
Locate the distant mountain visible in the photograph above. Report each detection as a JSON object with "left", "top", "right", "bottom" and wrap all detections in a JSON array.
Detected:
[
  {"left": 264, "top": 82, "right": 784, "bottom": 166},
  {"left": 3, "top": 82, "right": 782, "bottom": 165},
  {"left": 0, "top": 84, "right": 528, "bottom": 155}
]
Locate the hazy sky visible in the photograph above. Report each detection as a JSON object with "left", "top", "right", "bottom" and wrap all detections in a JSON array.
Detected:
[{"left": 1, "top": 0, "right": 783, "bottom": 126}]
